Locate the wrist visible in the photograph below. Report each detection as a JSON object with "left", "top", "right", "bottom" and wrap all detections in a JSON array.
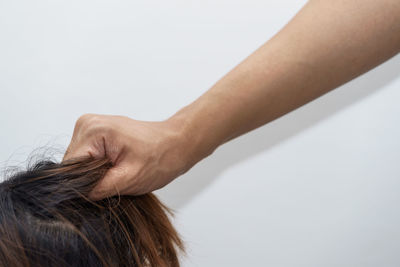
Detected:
[{"left": 164, "top": 108, "right": 217, "bottom": 169}]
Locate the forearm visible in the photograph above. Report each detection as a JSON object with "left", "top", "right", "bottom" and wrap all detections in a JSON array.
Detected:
[{"left": 168, "top": 0, "right": 400, "bottom": 162}]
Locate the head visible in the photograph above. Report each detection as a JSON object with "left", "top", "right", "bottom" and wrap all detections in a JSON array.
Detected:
[{"left": 0, "top": 156, "right": 184, "bottom": 267}]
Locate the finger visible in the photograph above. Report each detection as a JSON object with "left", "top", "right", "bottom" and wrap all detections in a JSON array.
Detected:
[
  {"left": 63, "top": 134, "right": 106, "bottom": 162},
  {"left": 62, "top": 143, "right": 75, "bottom": 162},
  {"left": 88, "top": 166, "right": 127, "bottom": 200},
  {"left": 63, "top": 144, "right": 94, "bottom": 162}
]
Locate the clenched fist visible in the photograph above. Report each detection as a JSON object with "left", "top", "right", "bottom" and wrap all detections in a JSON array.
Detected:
[{"left": 63, "top": 114, "right": 196, "bottom": 200}]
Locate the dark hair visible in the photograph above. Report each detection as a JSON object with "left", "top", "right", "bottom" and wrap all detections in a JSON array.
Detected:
[{"left": 0, "top": 157, "right": 184, "bottom": 267}]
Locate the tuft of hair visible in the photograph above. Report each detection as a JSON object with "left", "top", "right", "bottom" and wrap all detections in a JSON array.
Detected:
[{"left": 0, "top": 157, "right": 185, "bottom": 267}]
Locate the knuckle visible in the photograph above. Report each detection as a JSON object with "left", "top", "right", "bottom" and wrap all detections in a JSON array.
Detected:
[
  {"left": 76, "top": 114, "right": 109, "bottom": 135},
  {"left": 76, "top": 113, "right": 95, "bottom": 128}
]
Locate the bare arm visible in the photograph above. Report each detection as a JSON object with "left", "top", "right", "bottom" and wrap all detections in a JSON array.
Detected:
[
  {"left": 64, "top": 0, "right": 400, "bottom": 199},
  {"left": 168, "top": 0, "right": 400, "bottom": 162}
]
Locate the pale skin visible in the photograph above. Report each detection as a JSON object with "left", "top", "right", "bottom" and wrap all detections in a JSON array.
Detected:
[{"left": 63, "top": 0, "right": 400, "bottom": 200}]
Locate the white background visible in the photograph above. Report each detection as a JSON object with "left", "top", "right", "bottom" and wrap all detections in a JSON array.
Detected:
[{"left": 1, "top": 1, "right": 399, "bottom": 266}]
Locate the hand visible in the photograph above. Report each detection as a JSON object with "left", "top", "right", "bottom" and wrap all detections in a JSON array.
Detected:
[{"left": 63, "top": 114, "right": 194, "bottom": 200}]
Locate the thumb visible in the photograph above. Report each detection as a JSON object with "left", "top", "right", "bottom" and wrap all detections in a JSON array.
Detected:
[{"left": 88, "top": 166, "right": 126, "bottom": 200}]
